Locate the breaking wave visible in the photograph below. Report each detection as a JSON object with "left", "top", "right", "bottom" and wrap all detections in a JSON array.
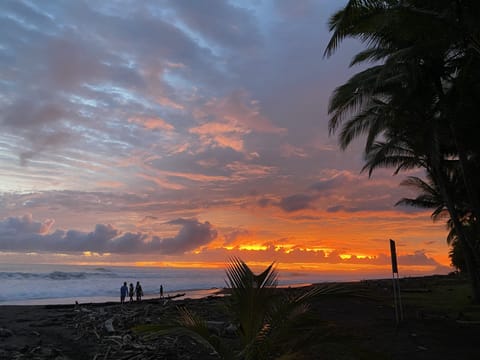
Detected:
[{"left": 0, "top": 270, "right": 118, "bottom": 280}]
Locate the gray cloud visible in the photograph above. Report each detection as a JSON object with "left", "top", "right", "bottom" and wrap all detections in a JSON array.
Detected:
[
  {"left": 326, "top": 205, "right": 352, "bottom": 213},
  {"left": 2, "top": 100, "right": 65, "bottom": 129},
  {"left": 257, "top": 197, "right": 272, "bottom": 208},
  {"left": 165, "top": 0, "right": 261, "bottom": 50},
  {"left": 223, "top": 228, "right": 250, "bottom": 245},
  {"left": 158, "top": 218, "right": 217, "bottom": 254},
  {"left": 260, "top": 169, "right": 429, "bottom": 214},
  {"left": 279, "top": 194, "right": 316, "bottom": 212},
  {"left": 310, "top": 173, "right": 353, "bottom": 193},
  {"left": 0, "top": 215, "right": 217, "bottom": 255},
  {"left": 0, "top": 214, "right": 54, "bottom": 236},
  {"left": 0, "top": 0, "right": 225, "bottom": 166},
  {"left": 0, "top": 0, "right": 356, "bottom": 183}
]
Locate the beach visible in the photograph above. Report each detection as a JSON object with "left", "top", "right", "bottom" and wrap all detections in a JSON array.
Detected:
[
  {"left": 0, "top": 296, "right": 224, "bottom": 360},
  {"left": 1, "top": 276, "right": 480, "bottom": 359}
]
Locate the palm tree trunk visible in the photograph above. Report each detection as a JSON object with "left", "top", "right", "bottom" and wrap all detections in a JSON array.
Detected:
[
  {"left": 432, "top": 166, "right": 480, "bottom": 301},
  {"left": 452, "top": 128, "right": 480, "bottom": 220},
  {"left": 434, "top": 73, "right": 480, "bottom": 227},
  {"left": 428, "top": 140, "right": 480, "bottom": 302},
  {"left": 432, "top": 71, "right": 480, "bottom": 264}
]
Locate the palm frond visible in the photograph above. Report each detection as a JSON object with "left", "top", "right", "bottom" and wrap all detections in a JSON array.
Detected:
[{"left": 177, "top": 307, "right": 233, "bottom": 359}]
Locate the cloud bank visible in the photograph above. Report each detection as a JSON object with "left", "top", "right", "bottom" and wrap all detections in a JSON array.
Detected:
[{"left": 0, "top": 215, "right": 216, "bottom": 255}]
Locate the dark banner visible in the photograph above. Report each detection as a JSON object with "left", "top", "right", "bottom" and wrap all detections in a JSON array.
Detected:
[{"left": 390, "top": 239, "right": 398, "bottom": 274}]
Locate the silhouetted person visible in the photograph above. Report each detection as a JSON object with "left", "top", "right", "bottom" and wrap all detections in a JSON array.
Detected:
[
  {"left": 160, "top": 284, "right": 164, "bottom": 298},
  {"left": 120, "top": 282, "right": 128, "bottom": 304},
  {"left": 136, "top": 281, "right": 143, "bottom": 302},
  {"left": 128, "top": 283, "right": 134, "bottom": 303}
]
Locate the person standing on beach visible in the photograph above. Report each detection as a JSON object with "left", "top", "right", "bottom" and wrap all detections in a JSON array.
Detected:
[
  {"left": 128, "top": 283, "right": 134, "bottom": 303},
  {"left": 120, "top": 282, "right": 128, "bottom": 304},
  {"left": 160, "top": 284, "right": 163, "bottom": 298},
  {"left": 135, "top": 281, "right": 143, "bottom": 302}
]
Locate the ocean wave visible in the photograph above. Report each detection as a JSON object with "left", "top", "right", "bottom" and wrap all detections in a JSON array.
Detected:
[
  {"left": 0, "top": 270, "right": 118, "bottom": 280},
  {"left": 48, "top": 271, "right": 87, "bottom": 280}
]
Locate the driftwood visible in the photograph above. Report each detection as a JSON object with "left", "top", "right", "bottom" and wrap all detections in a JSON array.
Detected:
[
  {"left": 402, "top": 288, "right": 432, "bottom": 293},
  {"left": 0, "top": 297, "right": 224, "bottom": 359},
  {"left": 63, "top": 298, "right": 222, "bottom": 360},
  {"left": 456, "top": 320, "right": 480, "bottom": 325},
  {"left": 164, "top": 293, "right": 186, "bottom": 300},
  {"left": 104, "top": 318, "right": 115, "bottom": 333}
]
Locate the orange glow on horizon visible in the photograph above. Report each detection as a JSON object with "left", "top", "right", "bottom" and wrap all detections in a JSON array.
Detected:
[
  {"left": 134, "top": 261, "right": 226, "bottom": 269},
  {"left": 238, "top": 244, "right": 268, "bottom": 251}
]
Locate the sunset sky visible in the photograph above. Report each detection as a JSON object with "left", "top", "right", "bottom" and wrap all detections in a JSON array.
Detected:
[{"left": 0, "top": 0, "right": 452, "bottom": 277}]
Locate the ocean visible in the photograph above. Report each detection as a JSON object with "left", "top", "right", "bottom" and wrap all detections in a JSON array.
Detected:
[{"left": 0, "top": 263, "right": 364, "bottom": 305}]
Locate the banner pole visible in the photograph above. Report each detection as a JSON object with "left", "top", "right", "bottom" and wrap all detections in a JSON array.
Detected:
[
  {"left": 390, "top": 239, "right": 402, "bottom": 324},
  {"left": 396, "top": 272, "right": 404, "bottom": 321},
  {"left": 392, "top": 271, "right": 399, "bottom": 323}
]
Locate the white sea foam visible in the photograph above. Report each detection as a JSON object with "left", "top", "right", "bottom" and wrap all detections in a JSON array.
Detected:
[
  {"left": 0, "top": 263, "right": 228, "bottom": 304},
  {"left": 0, "top": 263, "right": 365, "bottom": 305}
]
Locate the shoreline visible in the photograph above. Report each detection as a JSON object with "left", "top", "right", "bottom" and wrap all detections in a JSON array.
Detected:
[
  {"left": 0, "top": 287, "right": 225, "bottom": 306},
  {"left": 0, "top": 274, "right": 455, "bottom": 307},
  {"left": 0, "top": 282, "right": 316, "bottom": 307}
]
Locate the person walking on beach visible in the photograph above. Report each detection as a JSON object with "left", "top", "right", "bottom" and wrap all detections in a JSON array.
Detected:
[
  {"left": 120, "top": 282, "right": 128, "bottom": 304},
  {"left": 128, "top": 283, "right": 134, "bottom": 303},
  {"left": 135, "top": 281, "right": 143, "bottom": 302},
  {"left": 160, "top": 284, "right": 164, "bottom": 298}
]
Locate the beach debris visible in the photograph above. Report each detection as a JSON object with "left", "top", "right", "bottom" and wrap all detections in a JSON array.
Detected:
[
  {"left": 456, "top": 319, "right": 480, "bottom": 325},
  {"left": 60, "top": 298, "right": 223, "bottom": 359},
  {"left": 165, "top": 292, "right": 186, "bottom": 300},
  {"left": 402, "top": 288, "right": 432, "bottom": 293},
  {"left": 417, "top": 310, "right": 450, "bottom": 320},
  {"left": 224, "top": 322, "right": 237, "bottom": 337},
  {"left": 0, "top": 327, "right": 13, "bottom": 337},
  {"left": 104, "top": 318, "right": 115, "bottom": 333},
  {"left": 206, "top": 321, "right": 224, "bottom": 335}
]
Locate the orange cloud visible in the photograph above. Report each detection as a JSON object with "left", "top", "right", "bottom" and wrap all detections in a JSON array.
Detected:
[
  {"left": 280, "top": 143, "right": 309, "bottom": 158},
  {"left": 190, "top": 90, "right": 286, "bottom": 152},
  {"left": 137, "top": 173, "right": 186, "bottom": 190},
  {"left": 189, "top": 121, "right": 247, "bottom": 151},
  {"left": 96, "top": 181, "right": 124, "bottom": 189},
  {"left": 226, "top": 162, "right": 277, "bottom": 178},
  {"left": 155, "top": 96, "right": 184, "bottom": 110},
  {"left": 129, "top": 116, "right": 174, "bottom": 131},
  {"left": 201, "top": 90, "right": 286, "bottom": 134}
]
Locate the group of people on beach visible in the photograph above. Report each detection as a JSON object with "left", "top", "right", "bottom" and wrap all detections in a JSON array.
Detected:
[
  {"left": 120, "top": 281, "right": 143, "bottom": 304},
  {"left": 120, "top": 282, "right": 166, "bottom": 303}
]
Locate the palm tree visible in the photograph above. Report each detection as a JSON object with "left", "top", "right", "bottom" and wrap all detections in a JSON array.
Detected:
[
  {"left": 396, "top": 174, "right": 478, "bottom": 275},
  {"left": 324, "top": 0, "right": 480, "bottom": 301},
  {"left": 164, "top": 258, "right": 339, "bottom": 359},
  {"left": 326, "top": 0, "right": 480, "bottom": 219},
  {"left": 224, "top": 257, "right": 279, "bottom": 359}
]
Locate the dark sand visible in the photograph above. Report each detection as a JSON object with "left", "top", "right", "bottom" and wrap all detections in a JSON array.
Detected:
[{"left": 1, "top": 276, "right": 479, "bottom": 359}]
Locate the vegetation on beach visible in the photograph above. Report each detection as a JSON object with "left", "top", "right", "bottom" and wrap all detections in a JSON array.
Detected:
[
  {"left": 402, "top": 278, "right": 479, "bottom": 317},
  {"left": 136, "top": 257, "right": 349, "bottom": 359},
  {"left": 325, "top": 0, "right": 480, "bottom": 301},
  {"left": 130, "top": 274, "right": 480, "bottom": 359}
]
